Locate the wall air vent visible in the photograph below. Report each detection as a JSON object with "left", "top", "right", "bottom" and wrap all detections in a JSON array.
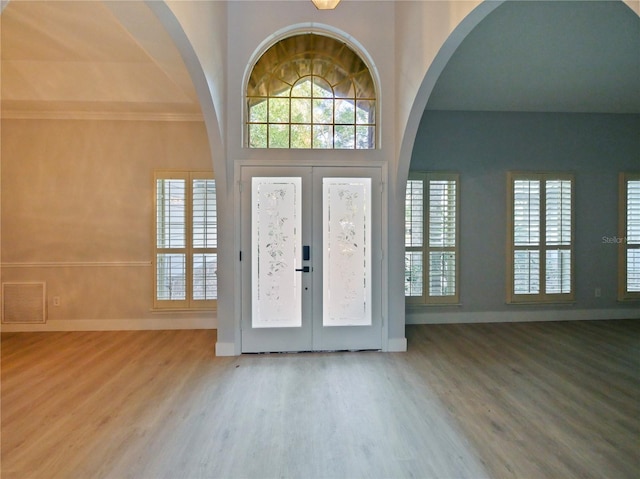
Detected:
[{"left": 2, "top": 282, "right": 47, "bottom": 324}]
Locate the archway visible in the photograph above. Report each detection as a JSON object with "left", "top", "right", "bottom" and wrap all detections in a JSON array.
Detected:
[
  {"left": 399, "top": 0, "right": 639, "bottom": 326},
  {"left": 396, "top": 1, "right": 503, "bottom": 189},
  {"left": 145, "top": 1, "right": 237, "bottom": 353}
]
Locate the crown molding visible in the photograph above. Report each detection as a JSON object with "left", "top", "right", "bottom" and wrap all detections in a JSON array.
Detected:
[
  {"left": 1, "top": 261, "right": 152, "bottom": 268},
  {"left": 1, "top": 110, "right": 204, "bottom": 122}
]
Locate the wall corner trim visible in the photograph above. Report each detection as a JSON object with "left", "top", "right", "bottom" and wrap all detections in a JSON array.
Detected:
[
  {"left": 215, "top": 342, "right": 238, "bottom": 356},
  {"left": 387, "top": 337, "right": 408, "bottom": 352}
]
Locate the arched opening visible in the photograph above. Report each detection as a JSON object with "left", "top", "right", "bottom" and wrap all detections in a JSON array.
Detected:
[
  {"left": 0, "top": 0, "right": 225, "bottom": 332},
  {"left": 402, "top": 0, "right": 639, "bottom": 325},
  {"left": 245, "top": 33, "right": 377, "bottom": 149}
]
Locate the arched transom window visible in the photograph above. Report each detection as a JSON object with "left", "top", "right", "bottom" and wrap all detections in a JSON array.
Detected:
[{"left": 246, "top": 33, "right": 376, "bottom": 149}]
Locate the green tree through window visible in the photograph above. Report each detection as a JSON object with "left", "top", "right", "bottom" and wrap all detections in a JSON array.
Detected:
[{"left": 247, "top": 34, "right": 376, "bottom": 149}]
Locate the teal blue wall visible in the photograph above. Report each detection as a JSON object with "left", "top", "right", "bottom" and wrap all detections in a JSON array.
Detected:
[{"left": 409, "top": 111, "right": 639, "bottom": 320}]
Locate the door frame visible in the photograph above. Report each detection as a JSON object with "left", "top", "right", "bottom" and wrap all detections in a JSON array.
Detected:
[{"left": 234, "top": 159, "right": 389, "bottom": 353}]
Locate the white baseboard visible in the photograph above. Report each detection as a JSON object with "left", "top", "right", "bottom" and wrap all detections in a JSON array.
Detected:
[
  {"left": 215, "top": 341, "right": 238, "bottom": 356},
  {"left": 387, "top": 337, "right": 408, "bottom": 352},
  {"left": 406, "top": 308, "right": 640, "bottom": 325},
  {"left": 0, "top": 316, "right": 217, "bottom": 332}
]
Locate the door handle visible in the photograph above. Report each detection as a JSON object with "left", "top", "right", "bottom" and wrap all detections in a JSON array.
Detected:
[{"left": 295, "top": 266, "right": 311, "bottom": 273}]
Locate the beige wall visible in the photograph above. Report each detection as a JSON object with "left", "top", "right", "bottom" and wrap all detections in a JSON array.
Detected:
[{"left": 1, "top": 118, "right": 215, "bottom": 330}]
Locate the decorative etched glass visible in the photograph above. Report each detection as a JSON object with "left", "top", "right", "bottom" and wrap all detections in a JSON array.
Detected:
[
  {"left": 323, "top": 178, "right": 372, "bottom": 326},
  {"left": 252, "top": 177, "right": 302, "bottom": 328}
]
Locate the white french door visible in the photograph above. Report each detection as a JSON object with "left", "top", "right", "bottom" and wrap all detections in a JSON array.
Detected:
[{"left": 240, "top": 165, "right": 383, "bottom": 353}]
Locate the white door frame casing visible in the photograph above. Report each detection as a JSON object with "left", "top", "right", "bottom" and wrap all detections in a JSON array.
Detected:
[{"left": 232, "top": 159, "right": 389, "bottom": 354}]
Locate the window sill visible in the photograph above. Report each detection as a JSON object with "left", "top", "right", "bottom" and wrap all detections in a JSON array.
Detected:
[{"left": 150, "top": 307, "right": 216, "bottom": 313}]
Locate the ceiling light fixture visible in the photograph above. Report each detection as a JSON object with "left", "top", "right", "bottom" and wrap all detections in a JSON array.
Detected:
[{"left": 312, "top": 0, "right": 341, "bottom": 10}]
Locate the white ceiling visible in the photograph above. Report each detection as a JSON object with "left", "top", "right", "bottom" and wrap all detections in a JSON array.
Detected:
[
  {"left": 1, "top": 1, "right": 638, "bottom": 119},
  {"left": 1, "top": 0, "right": 201, "bottom": 119}
]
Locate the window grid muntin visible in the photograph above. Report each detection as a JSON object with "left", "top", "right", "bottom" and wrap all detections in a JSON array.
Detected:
[
  {"left": 248, "top": 94, "right": 375, "bottom": 149},
  {"left": 508, "top": 173, "right": 574, "bottom": 303},
  {"left": 246, "top": 34, "right": 376, "bottom": 150}
]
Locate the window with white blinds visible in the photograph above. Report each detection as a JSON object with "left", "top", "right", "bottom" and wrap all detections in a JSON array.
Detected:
[
  {"left": 618, "top": 173, "right": 640, "bottom": 301},
  {"left": 154, "top": 171, "right": 217, "bottom": 309},
  {"left": 405, "top": 173, "right": 459, "bottom": 304},
  {"left": 507, "top": 173, "right": 574, "bottom": 303}
]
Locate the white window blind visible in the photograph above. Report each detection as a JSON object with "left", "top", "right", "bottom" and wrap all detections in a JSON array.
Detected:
[
  {"left": 508, "top": 173, "right": 573, "bottom": 303},
  {"left": 429, "top": 180, "right": 457, "bottom": 297},
  {"left": 513, "top": 180, "right": 541, "bottom": 295},
  {"left": 545, "top": 180, "right": 572, "bottom": 294},
  {"left": 619, "top": 174, "right": 640, "bottom": 300},
  {"left": 405, "top": 179, "right": 424, "bottom": 297},
  {"left": 156, "top": 179, "right": 186, "bottom": 300},
  {"left": 192, "top": 179, "right": 217, "bottom": 301},
  {"left": 154, "top": 172, "right": 217, "bottom": 309},
  {"left": 405, "top": 173, "right": 459, "bottom": 304}
]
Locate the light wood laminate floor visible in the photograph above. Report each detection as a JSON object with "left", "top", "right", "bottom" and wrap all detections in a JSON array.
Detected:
[{"left": 2, "top": 320, "right": 639, "bottom": 479}]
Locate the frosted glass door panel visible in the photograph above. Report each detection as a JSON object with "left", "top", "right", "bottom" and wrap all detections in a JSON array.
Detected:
[
  {"left": 242, "top": 166, "right": 383, "bottom": 353},
  {"left": 323, "top": 178, "right": 372, "bottom": 326},
  {"left": 252, "top": 177, "right": 302, "bottom": 328}
]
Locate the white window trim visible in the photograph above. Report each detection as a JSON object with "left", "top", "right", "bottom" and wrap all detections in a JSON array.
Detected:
[
  {"left": 618, "top": 172, "right": 640, "bottom": 301},
  {"left": 153, "top": 171, "right": 217, "bottom": 311},
  {"left": 506, "top": 172, "right": 575, "bottom": 304},
  {"left": 406, "top": 172, "right": 460, "bottom": 305}
]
